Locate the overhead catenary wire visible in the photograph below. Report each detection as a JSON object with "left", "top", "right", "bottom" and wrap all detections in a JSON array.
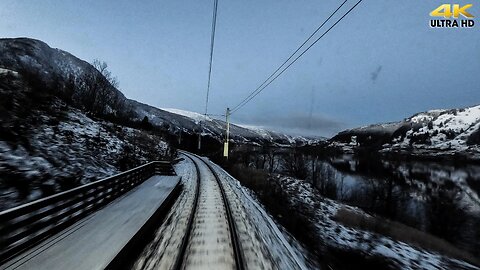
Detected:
[
  {"left": 230, "top": 0, "right": 348, "bottom": 113},
  {"left": 230, "top": 0, "right": 363, "bottom": 115},
  {"left": 199, "top": 0, "right": 219, "bottom": 150},
  {"left": 231, "top": 0, "right": 362, "bottom": 114},
  {"left": 204, "top": 0, "right": 219, "bottom": 117}
]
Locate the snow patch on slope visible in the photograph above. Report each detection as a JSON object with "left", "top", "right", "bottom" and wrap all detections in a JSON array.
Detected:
[
  {"left": 237, "top": 124, "right": 274, "bottom": 141},
  {"left": 0, "top": 101, "right": 171, "bottom": 210},
  {"left": 332, "top": 104, "right": 480, "bottom": 159},
  {"left": 393, "top": 105, "right": 480, "bottom": 151},
  {"left": 273, "top": 175, "right": 480, "bottom": 270},
  {"left": 161, "top": 108, "right": 213, "bottom": 124}
]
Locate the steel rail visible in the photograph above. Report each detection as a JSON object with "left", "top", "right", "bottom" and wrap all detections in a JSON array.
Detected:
[
  {"left": 172, "top": 153, "right": 201, "bottom": 270},
  {"left": 193, "top": 153, "right": 245, "bottom": 270}
]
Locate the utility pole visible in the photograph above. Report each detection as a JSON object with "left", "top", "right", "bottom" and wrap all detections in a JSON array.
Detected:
[
  {"left": 197, "top": 129, "right": 202, "bottom": 150},
  {"left": 198, "top": 113, "right": 204, "bottom": 151},
  {"left": 223, "top": 107, "right": 230, "bottom": 159}
]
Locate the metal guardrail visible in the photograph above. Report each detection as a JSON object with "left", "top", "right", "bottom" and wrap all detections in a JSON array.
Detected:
[
  {"left": 0, "top": 161, "right": 176, "bottom": 265},
  {"left": 172, "top": 154, "right": 201, "bottom": 270}
]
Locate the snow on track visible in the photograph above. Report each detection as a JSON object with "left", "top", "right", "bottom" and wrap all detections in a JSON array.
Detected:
[
  {"left": 133, "top": 153, "right": 312, "bottom": 270},
  {"left": 207, "top": 159, "right": 311, "bottom": 270},
  {"left": 133, "top": 160, "right": 196, "bottom": 270},
  {"left": 182, "top": 156, "right": 235, "bottom": 269}
]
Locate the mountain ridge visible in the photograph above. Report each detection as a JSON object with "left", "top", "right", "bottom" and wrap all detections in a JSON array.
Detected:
[
  {"left": 330, "top": 104, "right": 480, "bottom": 160},
  {"left": 0, "top": 37, "right": 318, "bottom": 146}
]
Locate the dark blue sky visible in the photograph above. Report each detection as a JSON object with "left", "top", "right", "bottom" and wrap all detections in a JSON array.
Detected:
[{"left": 1, "top": 0, "right": 479, "bottom": 136}]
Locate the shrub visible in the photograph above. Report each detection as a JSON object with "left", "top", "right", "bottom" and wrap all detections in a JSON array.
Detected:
[
  {"left": 334, "top": 207, "right": 480, "bottom": 266},
  {"left": 466, "top": 128, "right": 480, "bottom": 145}
]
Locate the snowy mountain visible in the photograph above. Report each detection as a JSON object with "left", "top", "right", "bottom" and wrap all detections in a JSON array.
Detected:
[
  {"left": 134, "top": 103, "right": 316, "bottom": 146},
  {"left": 331, "top": 105, "right": 480, "bottom": 159},
  {"left": 0, "top": 38, "right": 317, "bottom": 147}
]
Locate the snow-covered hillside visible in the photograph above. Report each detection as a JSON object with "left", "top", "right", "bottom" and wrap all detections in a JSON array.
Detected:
[
  {"left": 134, "top": 102, "right": 317, "bottom": 146},
  {"left": 395, "top": 106, "right": 480, "bottom": 150},
  {"left": 0, "top": 37, "right": 319, "bottom": 210},
  {"left": 268, "top": 174, "right": 480, "bottom": 270},
  {"left": 0, "top": 38, "right": 317, "bottom": 147},
  {"left": 331, "top": 105, "right": 480, "bottom": 160},
  {"left": 161, "top": 108, "right": 210, "bottom": 124},
  {"left": 0, "top": 65, "right": 173, "bottom": 210}
]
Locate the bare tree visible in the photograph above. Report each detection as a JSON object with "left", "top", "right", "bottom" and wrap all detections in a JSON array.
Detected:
[
  {"left": 266, "top": 150, "right": 278, "bottom": 173},
  {"left": 77, "top": 59, "right": 120, "bottom": 116},
  {"left": 316, "top": 162, "right": 338, "bottom": 199},
  {"left": 284, "top": 149, "right": 308, "bottom": 180},
  {"left": 92, "top": 59, "right": 119, "bottom": 88}
]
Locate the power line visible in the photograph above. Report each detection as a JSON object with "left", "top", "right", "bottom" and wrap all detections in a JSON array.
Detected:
[
  {"left": 230, "top": 0, "right": 348, "bottom": 113},
  {"left": 199, "top": 0, "right": 219, "bottom": 150},
  {"left": 204, "top": 0, "right": 219, "bottom": 117},
  {"left": 230, "top": 0, "right": 363, "bottom": 115},
  {"left": 231, "top": 0, "right": 362, "bottom": 114}
]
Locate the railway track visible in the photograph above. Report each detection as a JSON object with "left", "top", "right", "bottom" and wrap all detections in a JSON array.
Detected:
[{"left": 174, "top": 152, "right": 244, "bottom": 270}]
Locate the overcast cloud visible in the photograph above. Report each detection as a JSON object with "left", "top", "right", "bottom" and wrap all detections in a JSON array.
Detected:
[{"left": 237, "top": 113, "right": 345, "bottom": 138}]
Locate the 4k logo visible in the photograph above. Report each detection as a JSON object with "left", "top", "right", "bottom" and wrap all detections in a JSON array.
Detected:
[
  {"left": 430, "top": 4, "right": 475, "bottom": 28},
  {"left": 430, "top": 4, "right": 474, "bottom": 18}
]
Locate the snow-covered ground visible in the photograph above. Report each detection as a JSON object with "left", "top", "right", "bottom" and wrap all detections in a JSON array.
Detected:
[
  {"left": 161, "top": 108, "right": 213, "bottom": 124},
  {"left": 207, "top": 159, "right": 314, "bottom": 270},
  {"left": 0, "top": 67, "right": 18, "bottom": 76},
  {"left": 133, "top": 155, "right": 313, "bottom": 270},
  {"left": 0, "top": 101, "right": 172, "bottom": 210},
  {"left": 0, "top": 40, "right": 176, "bottom": 210},
  {"left": 182, "top": 155, "right": 235, "bottom": 270},
  {"left": 269, "top": 174, "right": 480, "bottom": 270}
]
